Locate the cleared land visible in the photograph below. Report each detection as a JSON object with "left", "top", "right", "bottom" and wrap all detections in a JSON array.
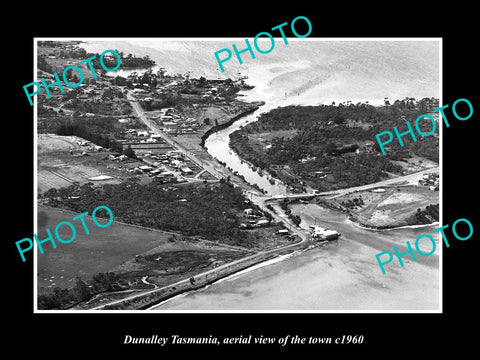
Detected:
[
  {"left": 37, "top": 134, "right": 156, "bottom": 194},
  {"left": 37, "top": 206, "right": 252, "bottom": 297},
  {"left": 333, "top": 185, "right": 439, "bottom": 228}
]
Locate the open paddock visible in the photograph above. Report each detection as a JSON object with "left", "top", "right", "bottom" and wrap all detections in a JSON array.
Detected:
[
  {"left": 37, "top": 206, "right": 252, "bottom": 297},
  {"left": 37, "top": 152, "right": 127, "bottom": 194}
]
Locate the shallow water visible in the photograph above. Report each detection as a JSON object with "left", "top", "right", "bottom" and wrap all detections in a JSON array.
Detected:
[{"left": 79, "top": 39, "right": 441, "bottom": 311}]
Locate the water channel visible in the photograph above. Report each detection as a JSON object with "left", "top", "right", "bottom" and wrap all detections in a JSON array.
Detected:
[{"left": 154, "top": 88, "right": 440, "bottom": 311}]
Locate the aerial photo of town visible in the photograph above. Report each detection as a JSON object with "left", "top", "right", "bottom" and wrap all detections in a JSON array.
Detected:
[{"left": 36, "top": 38, "right": 440, "bottom": 311}]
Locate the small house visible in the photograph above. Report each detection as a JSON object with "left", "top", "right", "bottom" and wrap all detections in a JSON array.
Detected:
[
  {"left": 139, "top": 165, "right": 153, "bottom": 172},
  {"left": 160, "top": 108, "right": 174, "bottom": 116},
  {"left": 180, "top": 166, "right": 193, "bottom": 175},
  {"left": 256, "top": 219, "right": 270, "bottom": 227},
  {"left": 160, "top": 171, "right": 174, "bottom": 178},
  {"left": 171, "top": 160, "right": 182, "bottom": 168},
  {"left": 312, "top": 226, "right": 340, "bottom": 241},
  {"left": 137, "top": 130, "right": 149, "bottom": 137}
]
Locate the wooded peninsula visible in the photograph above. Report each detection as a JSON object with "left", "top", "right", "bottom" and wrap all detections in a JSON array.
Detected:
[{"left": 229, "top": 98, "right": 439, "bottom": 192}]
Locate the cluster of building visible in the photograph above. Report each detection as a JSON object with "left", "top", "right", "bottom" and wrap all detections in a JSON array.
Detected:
[
  {"left": 109, "top": 150, "right": 196, "bottom": 183},
  {"left": 122, "top": 128, "right": 164, "bottom": 143},
  {"left": 239, "top": 208, "right": 272, "bottom": 229},
  {"left": 146, "top": 107, "right": 201, "bottom": 136},
  {"left": 144, "top": 151, "right": 195, "bottom": 175},
  {"left": 418, "top": 172, "right": 439, "bottom": 191}
]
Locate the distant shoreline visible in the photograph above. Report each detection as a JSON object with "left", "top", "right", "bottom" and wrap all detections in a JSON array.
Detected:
[{"left": 346, "top": 216, "right": 439, "bottom": 232}]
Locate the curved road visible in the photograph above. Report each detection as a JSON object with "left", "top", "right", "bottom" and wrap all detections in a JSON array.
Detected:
[
  {"left": 92, "top": 93, "right": 439, "bottom": 311},
  {"left": 264, "top": 166, "right": 439, "bottom": 201},
  {"left": 90, "top": 164, "right": 437, "bottom": 310}
]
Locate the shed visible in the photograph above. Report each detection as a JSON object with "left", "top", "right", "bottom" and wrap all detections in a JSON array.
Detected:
[
  {"left": 88, "top": 175, "right": 113, "bottom": 181},
  {"left": 256, "top": 219, "right": 270, "bottom": 226},
  {"left": 180, "top": 166, "right": 193, "bottom": 174},
  {"left": 244, "top": 208, "right": 253, "bottom": 216}
]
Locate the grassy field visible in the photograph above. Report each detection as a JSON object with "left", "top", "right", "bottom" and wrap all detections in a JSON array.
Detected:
[
  {"left": 37, "top": 206, "right": 172, "bottom": 294},
  {"left": 37, "top": 206, "right": 253, "bottom": 297}
]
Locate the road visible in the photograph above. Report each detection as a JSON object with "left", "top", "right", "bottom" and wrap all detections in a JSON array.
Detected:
[
  {"left": 89, "top": 162, "right": 438, "bottom": 310},
  {"left": 91, "top": 161, "right": 439, "bottom": 310},
  {"left": 99, "top": 92, "right": 439, "bottom": 310},
  {"left": 85, "top": 93, "right": 309, "bottom": 310},
  {"left": 91, "top": 223, "right": 308, "bottom": 310},
  {"left": 265, "top": 166, "right": 440, "bottom": 201},
  {"left": 127, "top": 92, "right": 229, "bottom": 181}
]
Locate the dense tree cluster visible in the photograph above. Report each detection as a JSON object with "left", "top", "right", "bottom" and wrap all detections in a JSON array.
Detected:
[
  {"left": 55, "top": 121, "right": 124, "bottom": 153},
  {"left": 230, "top": 98, "right": 439, "bottom": 190},
  {"left": 38, "top": 116, "right": 127, "bottom": 153},
  {"left": 62, "top": 97, "right": 132, "bottom": 116},
  {"left": 42, "top": 181, "right": 261, "bottom": 247},
  {"left": 280, "top": 201, "right": 301, "bottom": 226},
  {"left": 38, "top": 43, "right": 156, "bottom": 76},
  {"left": 412, "top": 203, "right": 439, "bottom": 224},
  {"left": 38, "top": 57, "right": 54, "bottom": 73},
  {"left": 116, "top": 52, "right": 156, "bottom": 68}
]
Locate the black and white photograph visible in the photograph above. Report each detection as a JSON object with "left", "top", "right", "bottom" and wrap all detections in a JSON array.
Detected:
[
  {"left": 6, "top": 6, "right": 478, "bottom": 356},
  {"left": 34, "top": 38, "right": 441, "bottom": 312}
]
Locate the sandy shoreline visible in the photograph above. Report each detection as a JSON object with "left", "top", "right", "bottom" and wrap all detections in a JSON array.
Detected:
[
  {"left": 151, "top": 202, "right": 440, "bottom": 311},
  {"left": 346, "top": 217, "right": 440, "bottom": 232},
  {"left": 153, "top": 237, "right": 439, "bottom": 311}
]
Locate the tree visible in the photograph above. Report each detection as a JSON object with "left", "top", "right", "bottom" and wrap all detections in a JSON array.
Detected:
[
  {"left": 150, "top": 76, "right": 158, "bottom": 92},
  {"left": 156, "top": 67, "right": 166, "bottom": 79},
  {"left": 123, "top": 145, "right": 137, "bottom": 159},
  {"left": 73, "top": 278, "right": 91, "bottom": 301},
  {"left": 324, "top": 142, "right": 337, "bottom": 155},
  {"left": 198, "top": 76, "right": 206, "bottom": 86},
  {"left": 332, "top": 114, "right": 345, "bottom": 124}
]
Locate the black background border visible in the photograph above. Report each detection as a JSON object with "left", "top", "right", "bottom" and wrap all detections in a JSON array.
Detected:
[{"left": 6, "top": 5, "right": 478, "bottom": 356}]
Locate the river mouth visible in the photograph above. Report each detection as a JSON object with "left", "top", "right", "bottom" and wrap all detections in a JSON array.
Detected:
[
  {"left": 151, "top": 198, "right": 440, "bottom": 311},
  {"left": 151, "top": 39, "right": 440, "bottom": 311},
  {"left": 204, "top": 103, "right": 290, "bottom": 196},
  {"left": 173, "top": 109, "right": 441, "bottom": 311}
]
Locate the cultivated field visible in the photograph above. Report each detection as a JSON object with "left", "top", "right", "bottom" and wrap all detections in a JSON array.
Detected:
[{"left": 37, "top": 134, "right": 148, "bottom": 194}]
